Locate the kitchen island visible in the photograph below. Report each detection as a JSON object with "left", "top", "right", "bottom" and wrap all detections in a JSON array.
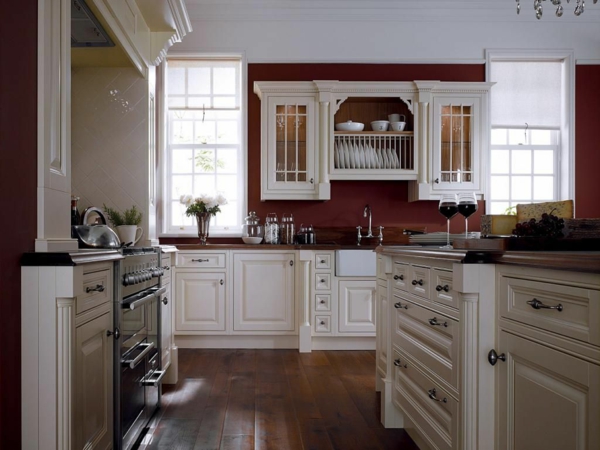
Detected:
[{"left": 374, "top": 245, "right": 600, "bottom": 450}]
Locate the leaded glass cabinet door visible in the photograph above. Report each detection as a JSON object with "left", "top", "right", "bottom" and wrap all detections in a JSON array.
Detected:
[
  {"left": 265, "top": 96, "right": 317, "bottom": 198},
  {"left": 432, "top": 96, "right": 481, "bottom": 192}
]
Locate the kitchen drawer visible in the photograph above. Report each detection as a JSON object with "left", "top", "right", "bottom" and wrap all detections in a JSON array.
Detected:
[
  {"left": 161, "top": 254, "right": 173, "bottom": 284},
  {"left": 315, "top": 273, "right": 331, "bottom": 291},
  {"left": 499, "top": 274, "right": 600, "bottom": 347},
  {"left": 315, "top": 253, "right": 332, "bottom": 270},
  {"left": 392, "top": 261, "right": 409, "bottom": 291},
  {"left": 315, "top": 294, "right": 331, "bottom": 312},
  {"left": 432, "top": 268, "right": 457, "bottom": 310},
  {"left": 77, "top": 268, "right": 111, "bottom": 315},
  {"left": 408, "top": 265, "right": 431, "bottom": 299},
  {"left": 314, "top": 315, "right": 331, "bottom": 333},
  {"left": 177, "top": 252, "right": 226, "bottom": 268},
  {"left": 392, "top": 347, "right": 457, "bottom": 450},
  {"left": 392, "top": 296, "right": 459, "bottom": 394}
]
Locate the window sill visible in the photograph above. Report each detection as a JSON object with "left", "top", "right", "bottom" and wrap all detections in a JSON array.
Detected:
[{"left": 160, "top": 232, "right": 242, "bottom": 238}]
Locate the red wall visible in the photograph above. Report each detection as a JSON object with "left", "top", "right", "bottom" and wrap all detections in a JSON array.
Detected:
[
  {"left": 244, "top": 64, "right": 487, "bottom": 235},
  {"left": 0, "top": 0, "right": 38, "bottom": 448},
  {"left": 575, "top": 65, "right": 600, "bottom": 218}
]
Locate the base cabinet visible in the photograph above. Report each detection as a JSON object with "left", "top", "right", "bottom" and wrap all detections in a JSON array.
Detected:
[
  {"left": 233, "top": 252, "right": 295, "bottom": 331},
  {"left": 497, "top": 330, "right": 600, "bottom": 450},
  {"left": 75, "top": 311, "right": 113, "bottom": 450},
  {"left": 338, "top": 280, "right": 376, "bottom": 333},
  {"left": 175, "top": 271, "right": 226, "bottom": 332}
]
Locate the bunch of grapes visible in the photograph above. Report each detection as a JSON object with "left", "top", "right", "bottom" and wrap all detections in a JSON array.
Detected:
[{"left": 512, "top": 212, "right": 565, "bottom": 238}]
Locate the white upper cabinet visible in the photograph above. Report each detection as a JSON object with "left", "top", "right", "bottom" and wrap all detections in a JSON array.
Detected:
[
  {"left": 409, "top": 81, "right": 493, "bottom": 201},
  {"left": 255, "top": 82, "right": 329, "bottom": 200},
  {"left": 321, "top": 81, "right": 418, "bottom": 181},
  {"left": 255, "top": 80, "right": 492, "bottom": 201}
]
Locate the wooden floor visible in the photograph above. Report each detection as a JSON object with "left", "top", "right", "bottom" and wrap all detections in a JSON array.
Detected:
[{"left": 137, "top": 349, "right": 418, "bottom": 450}]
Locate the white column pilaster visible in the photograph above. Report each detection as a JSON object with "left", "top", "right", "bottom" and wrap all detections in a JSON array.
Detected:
[{"left": 57, "top": 298, "right": 75, "bottom": 450}]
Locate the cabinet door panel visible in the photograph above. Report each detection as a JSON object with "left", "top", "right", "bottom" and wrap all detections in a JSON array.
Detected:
[
  {"left": 432, "top": 96, "right": 481, "bottom": 192},
  {"left": 233, "top": 253, "right": 295, "bottom": 331},
  {"left": 338, "top": 280, "right": 376, "bottom": 333},
  {"left": 161, "top": 285, "right": 172, "bottom": 369},
  {"left": 377, "top": 285, "right": 389, "bottom": 377},
  {"left": 75, "top": 312, "right": 113, "bottom": 450},
  {"left": 498, "top": 331, "right": 600, "bottom": 450},
  {"left": 267, "top": 97, "right": 316, "bottom": 193},
  {"left": 175, "top": 272, "right": 226, "bottom": 331}
]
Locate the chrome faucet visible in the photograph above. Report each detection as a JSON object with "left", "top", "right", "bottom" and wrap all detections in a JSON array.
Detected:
[
  {"left": 356, "top": 204, "right": 384, "bottom": 246},
  {"left": 364, "top": 204, "right": 373, "bottom": 237}
]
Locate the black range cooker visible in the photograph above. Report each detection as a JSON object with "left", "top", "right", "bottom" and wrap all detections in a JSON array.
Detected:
[{"left": 114, "top": 246, "right": 166, "bottom": 450}]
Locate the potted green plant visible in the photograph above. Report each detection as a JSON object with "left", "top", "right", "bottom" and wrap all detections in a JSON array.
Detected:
[{"left": 103, "top": 204, "right": 143, "bottom": 245}]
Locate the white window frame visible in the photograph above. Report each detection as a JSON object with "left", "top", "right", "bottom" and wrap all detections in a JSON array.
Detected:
[
  {"left": 485, "top": 49, "right": 575, "bottom": 214},
  {"left": 489, "top": 128, "right": 560, "bottom": 214},
  {"left": 158, "top": 52, "right": 248, "bottom": 237}
]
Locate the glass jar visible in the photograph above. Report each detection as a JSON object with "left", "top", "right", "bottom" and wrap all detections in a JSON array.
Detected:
[
  {"left": 306, "top": 224, "right": 316, "bottom": 244},
  {"left": 281, "top": 213, "right": 295, "bottom": 245},
  {"left": 242, "top": 211, "right": 264, "bottom": 240},
  {"left": 264, "top": 213, "right": 279, "bottom": 244},
  {"left": 296, "top": 224, "right": 307, "bottom": 245}
]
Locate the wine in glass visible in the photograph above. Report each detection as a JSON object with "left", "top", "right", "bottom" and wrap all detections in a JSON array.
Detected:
[
  {"left": 438, "top": 194, "right": 458, "bottom": 249},
  {"left": 457, "top": 192, "right": 478, "bottom": 238}
]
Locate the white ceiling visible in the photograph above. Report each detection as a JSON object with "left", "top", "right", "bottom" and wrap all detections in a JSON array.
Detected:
[{"left": 173, "top": 0, "right": 600, "bottom": 63}]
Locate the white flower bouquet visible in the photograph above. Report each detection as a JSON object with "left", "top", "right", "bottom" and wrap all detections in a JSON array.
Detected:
[{"left": 180, "top": 193, "right": 228, "bottom": 217}]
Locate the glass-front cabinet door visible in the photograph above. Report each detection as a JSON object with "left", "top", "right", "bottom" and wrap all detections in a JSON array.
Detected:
[
  {"left": 264, "top": 96, "right": 317, "bottom": 199},
  {"left": 432, "top": 96, "right": 481, "bottom": 193}
]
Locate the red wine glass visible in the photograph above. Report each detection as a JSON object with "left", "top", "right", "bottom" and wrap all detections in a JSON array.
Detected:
[
  {"left": 457, "top": 192, "right": 478, "bottom": 238},
  {"left": 438, "top": 194, "right": 458, "bottom": 248}
]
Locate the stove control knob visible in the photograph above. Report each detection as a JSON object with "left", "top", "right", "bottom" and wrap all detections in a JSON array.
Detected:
[
  {"left": 123, "top": 274, "right": 131, "bottom": 286},
  {"left": 145, "top": 271, "right": 152, "bottom": 281}
]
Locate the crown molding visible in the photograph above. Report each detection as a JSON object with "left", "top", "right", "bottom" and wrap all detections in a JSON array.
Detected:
[{"left": 183, "top": 0, "right": 600, "bottom": 23}]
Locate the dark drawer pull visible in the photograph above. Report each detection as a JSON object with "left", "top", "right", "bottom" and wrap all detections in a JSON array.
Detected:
[
  {"left": 488, "top": 349, "right": 506, "bottom": 366},
  {"left": 411, "top": 279, "right": 423, "bottom": 286},
  {"left": 393, "top": 358, "right": 407, "bottom": 368},
  {"left": 428, "top": 388, "right": 447, "bottom": 403},
  {"left": 86, "top": 284, "right": 104, "bottom": 293},
  {"left": 191, "top": 258, "right": 209, "bottom": 263},
  {"left": 394, "top": 302, "right": 408, "bottom": 310},
  {"left": 394, "top": 274, "right": 404, "bottom": 281},
  {"left": 436, "top": 284, "right": 450, "bottom": 292},
  {"left": 428, "top": 317, "right": 448, "bottom": 327},
  {"left": 526, "top": 298, "right": 563, "bottom": 312},
  {"left": 320, "top": 259, "right": 326, "bottom": 264}
]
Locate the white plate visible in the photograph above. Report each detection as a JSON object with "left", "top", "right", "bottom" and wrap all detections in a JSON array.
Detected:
[
  {"left": 382, "top": 147, "right": 390, "bottom": 169},
  {"left": 334, "top": 142, "right": 340, "bottom": 168},
  {"left": 344, "top": 140, "right": 351, "bottom": 169},
  {"left": 348, "top": 141, "right": 355, "bottom": 168},
  {"left": 390, "top": 148, "right": 399, "bottom": 168},
  {"left": 375, "top": 147, "right": 382, "bottom": 169},
  {"left": 360, "top": 144, "right": 366, "bottom": 168}
]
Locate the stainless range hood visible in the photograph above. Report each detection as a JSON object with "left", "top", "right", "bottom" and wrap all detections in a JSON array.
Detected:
[{"left": 71, "top": 0, "right": 114, "bottom": 47}]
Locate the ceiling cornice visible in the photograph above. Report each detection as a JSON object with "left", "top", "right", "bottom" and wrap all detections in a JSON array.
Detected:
[{"left": 184, "top": 0, "right": 600, "bottom": 23}]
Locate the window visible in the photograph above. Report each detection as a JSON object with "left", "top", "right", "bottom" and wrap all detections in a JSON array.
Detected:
[
  {"left": 163, "top": 57, "right": 245, "bottom": 236},
  {"left": 489, "top": 128, "right": 559, "bottom": 214},
  {"left": 485, "top": 51, "right": 574, "bottom": 214}
]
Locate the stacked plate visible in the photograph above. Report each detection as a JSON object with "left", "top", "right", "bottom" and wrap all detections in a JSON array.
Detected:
[{"left": 409, "top": 232, "right": 478, "bottom": 245}]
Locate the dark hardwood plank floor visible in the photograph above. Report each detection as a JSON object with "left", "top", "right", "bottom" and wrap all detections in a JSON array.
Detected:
[{"left": 136, "top": 349, "right": 418, "bottom": 450}]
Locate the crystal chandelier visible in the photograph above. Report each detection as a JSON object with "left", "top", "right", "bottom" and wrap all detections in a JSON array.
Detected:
[{"left": 517, "top": 0, "right": 598, "bottom": 19}]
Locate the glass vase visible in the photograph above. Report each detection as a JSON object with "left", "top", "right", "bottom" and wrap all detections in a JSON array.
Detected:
[{"left": 195, "top": 212, "right": 212, "bottom": 245}]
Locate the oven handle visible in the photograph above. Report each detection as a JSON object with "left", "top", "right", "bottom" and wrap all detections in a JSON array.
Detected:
[
  {"left": 122, "top": 342, "right": 155, "bottom": 369},
  {"left": 125, "top": 286, "right": 167, "bottom": 310},
  {"left": 141, "top": 369, "right": 167, "bottom": 387}
]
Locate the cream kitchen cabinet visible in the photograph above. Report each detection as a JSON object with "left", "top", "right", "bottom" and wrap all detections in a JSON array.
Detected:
[
  {"left": 492, "top": 264, "right": 600, "bottom": 450},
  {"left": 22, "top": 254, "right": 121, "bottom": 450},
  {"left": 408, "top": 82, "right": 494, "bottom": 201},
  {"left": 495, "top": 330, "right": 600, "bottom": 450},
  {"left": 254, "top": 82, "right": 329, "bottom": 200},
  {"left": 160, "top": 247, "right": 178, "bottom": 384},
  {"left": 74, "top": 310, "right": 113, "bottom": 450},
  {"left": 338, "top": 279, "right": 377, "bottom": 334},
  {"left": 174, "top": 270, "right": 226, "bottom": 332},
  {"left": 232, "top": 252, "right": 296, "bottom": 332}
]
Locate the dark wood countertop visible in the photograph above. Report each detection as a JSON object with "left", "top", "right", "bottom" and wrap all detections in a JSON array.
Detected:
[
  {"left": 376, "top": 246, "right": 600, "bottom": 274},
  {"left": 174, "top": 243, "right": 394, "bottom": 251}
]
